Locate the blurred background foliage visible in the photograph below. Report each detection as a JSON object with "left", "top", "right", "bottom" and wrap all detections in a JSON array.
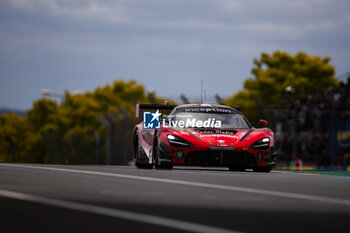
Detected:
[
  {"left": 0, "top": 51, "right": 344, "bottom": 165},
  {"left": 0, "top": 80, "right": 174, "bottom": 164},
  {"left": 224, "top": 51, "right": 339, "bottom": 122}
]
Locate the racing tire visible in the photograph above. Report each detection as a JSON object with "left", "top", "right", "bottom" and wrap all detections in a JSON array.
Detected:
[
  {"left": 153, "top": 136, "right": 173, "bottom": 170},
  {"left": 134, "top": 131, "right": 153, "bottom": 169},
  {"left": 253, "top": 167, "right": 272, "bottom": 173}
]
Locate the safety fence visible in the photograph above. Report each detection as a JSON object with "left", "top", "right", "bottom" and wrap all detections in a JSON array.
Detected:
[{"left": 1, "top": 104, "right": 349, "bottom": 168}]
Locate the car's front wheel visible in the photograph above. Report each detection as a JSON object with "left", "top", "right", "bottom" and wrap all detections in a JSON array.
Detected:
[
  {"left": 153, "top": 136, "right": 173, "bottom": 169},
  {"left": 134, "top": 131, "right": 153, "bottom": 169}
]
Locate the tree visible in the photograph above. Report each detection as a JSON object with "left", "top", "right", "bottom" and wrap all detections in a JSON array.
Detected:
[
  {"left": 225, "top": 51, "right": 339, "bottom": 109},
  {"left": 27, "top": 99, "right": 58, "bottom": 131},
  {"left": 0, "top": 79, "right": 176, "bottom": 164},
  {"left": 0, "top": 113, "right": 26, "bottom": 162}
]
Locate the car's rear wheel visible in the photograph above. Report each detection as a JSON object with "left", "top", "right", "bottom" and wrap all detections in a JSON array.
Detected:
[
  {"left": 253, "top": 167, "right": 272, "bottom": 173},
  {"left": 153, "top": 136, "right": 173, "bottom": 169},
  {"left": 134, "top": 131, "right": 153, "bottom": 169}
]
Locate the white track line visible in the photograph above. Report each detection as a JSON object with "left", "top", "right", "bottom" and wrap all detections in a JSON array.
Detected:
[
  {"left": 1, "top": 163, "right": 350, "bottom": 206},
  {"left": 0, "top": 189, "right": 240, "bottom": 233}
]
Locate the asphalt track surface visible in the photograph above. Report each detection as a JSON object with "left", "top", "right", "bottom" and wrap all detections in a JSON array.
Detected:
[{"left": 0, "top": 163, "right": 349, "bottom": 233}]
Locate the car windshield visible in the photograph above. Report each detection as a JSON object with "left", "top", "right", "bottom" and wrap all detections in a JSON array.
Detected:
[{"left": 167, "top": 112, "right": 250, "bottom": 129}]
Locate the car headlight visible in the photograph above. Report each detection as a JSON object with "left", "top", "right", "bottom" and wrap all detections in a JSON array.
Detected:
[
  {"left": 167, "top": 134, "right": 193, "bottom": 147},
  {"left": 251, "top": 138, "right": 270, "bottom": 150}
]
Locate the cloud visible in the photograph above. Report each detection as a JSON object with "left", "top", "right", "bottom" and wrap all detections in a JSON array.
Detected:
[
  {"left": 1, "top": 0, "right": 349, "bottom": 61},
  {"left": 6, "top": 0, "right": 130, "bottom": 24},
  {"left": 0, "top": 2, "right": 349, "bottom": 110},
  {"left": 4, "top": 0, "right": 349, "bottom": 37}
]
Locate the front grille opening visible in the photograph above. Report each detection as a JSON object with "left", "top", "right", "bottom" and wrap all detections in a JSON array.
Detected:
[{"left": 185, "top": 151, "right": 256, "bottom": 167}]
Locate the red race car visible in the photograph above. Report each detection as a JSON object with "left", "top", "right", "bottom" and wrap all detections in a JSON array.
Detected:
[{"left": 133, "top": 103, "right": 277, "bottom": 172}]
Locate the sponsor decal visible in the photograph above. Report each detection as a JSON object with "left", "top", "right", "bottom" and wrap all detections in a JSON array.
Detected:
[
  {"left": 195, "top": 129, "right": 237, "bottom": 135},
  {"left": 143, "top": 110, "right": 161, "bottom": 129},
  {"left": 329, "top": 121, "right": 350, "bottom": 148},
  {"left": 199, "top": 134, "right": 239, "bottom": 139},
  {"left": 216, "top": 139, "right": 227, "bottom": 147},
  {"left": 183, "top": 107, "right": 234, "bottom": 114}
]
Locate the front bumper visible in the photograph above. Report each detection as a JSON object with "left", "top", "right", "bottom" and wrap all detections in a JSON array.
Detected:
[
  {"left": 159, "top": 139, "right": 276, "bottom": 168},
  {"left": 184, "top": 150, "right": 257, "bottom": 167}
]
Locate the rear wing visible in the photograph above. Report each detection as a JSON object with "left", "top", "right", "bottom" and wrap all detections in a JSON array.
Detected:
[{"left": 136, "top": 103, "right": 177, "bottom": 118}]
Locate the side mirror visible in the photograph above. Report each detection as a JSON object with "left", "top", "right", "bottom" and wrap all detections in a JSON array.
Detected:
[{"left": 259, "top": 119, "right": 268, "bottom": 127}]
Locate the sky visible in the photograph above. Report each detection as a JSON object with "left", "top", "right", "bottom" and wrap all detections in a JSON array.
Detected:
[{"left": 1, "top": 0, "right": 350, "bottom": 110}]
